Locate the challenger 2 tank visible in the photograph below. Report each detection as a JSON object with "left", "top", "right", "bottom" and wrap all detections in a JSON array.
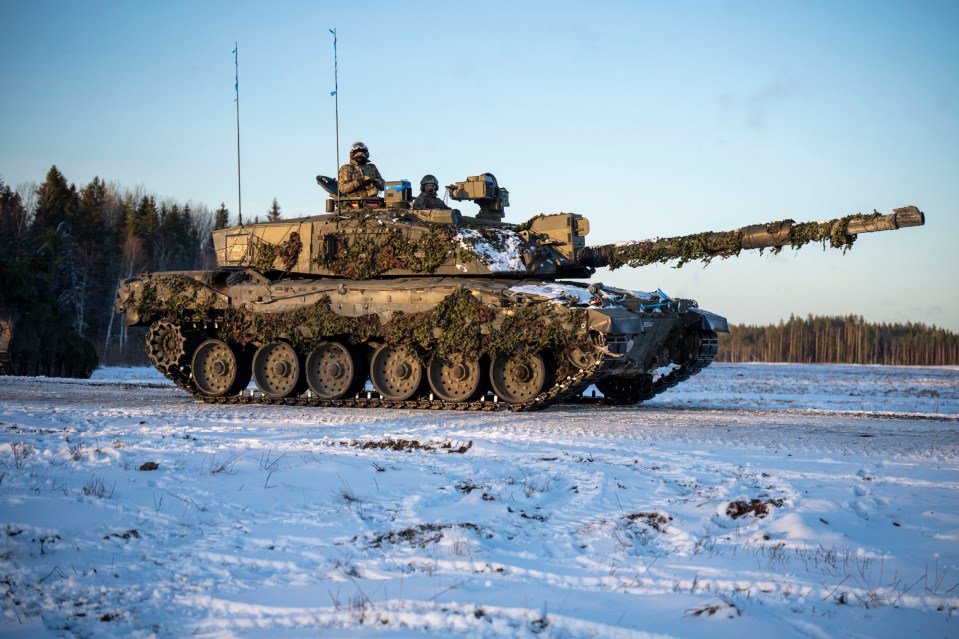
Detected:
[{"left": 114, "top": 172, "right": 925, "bottom": 410}]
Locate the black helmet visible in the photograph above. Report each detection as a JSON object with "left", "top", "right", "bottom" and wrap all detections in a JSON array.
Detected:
[
  {"left": 420, "top": 174, "right": 438, "bottom": 188},
  {"left": 349, "top": 141, "right": 369, "bottom": 158}
]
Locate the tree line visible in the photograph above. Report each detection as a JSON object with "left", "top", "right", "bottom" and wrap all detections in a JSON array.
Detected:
[
  {"left": 0, "top": 166, "right": 283, "bottom": 372},
  {"left": 716, "top": 314, "right": 959, "bottom": 366}
]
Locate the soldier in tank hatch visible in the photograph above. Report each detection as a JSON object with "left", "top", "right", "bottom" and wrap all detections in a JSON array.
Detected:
[
  {"left": 412, "top": 174, "right": 450, "bottom": 210},
  {"left": 338, "top": 141, "right": 385, "bottom": 198}
]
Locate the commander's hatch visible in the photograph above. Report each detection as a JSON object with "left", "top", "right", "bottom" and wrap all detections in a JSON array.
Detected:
[{"left": 316, "top": 175, "right": 340, "bottom": 197}]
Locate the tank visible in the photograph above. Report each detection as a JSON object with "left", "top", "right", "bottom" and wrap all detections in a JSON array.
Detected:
[{"left": 114, "top": 172, "right": 924, "bottom": 410}]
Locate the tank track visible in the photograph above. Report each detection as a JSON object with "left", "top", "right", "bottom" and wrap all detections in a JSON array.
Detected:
[
  {"left": 155, "top": 345, "right": 618, "bottom": 412},
  {"left": 150, "top": 330, "right": 717, "bottom": 412},
  {"left": 569, "top": 329, "right": 719, "bottom": 406},
  {"left": 647, "top": 328, "right": 719, "bottom": 396}
]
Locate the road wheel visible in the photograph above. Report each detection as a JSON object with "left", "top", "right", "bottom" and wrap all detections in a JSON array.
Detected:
[
  {"left": 192, "top": 339, "right": 250, "bottom": 397},
  {"left": 370, "top": 345, "right": 423, "bottom": 401},
  {"left": 305, "top": 341, "right": 364, "bottom": 400},
  {"left": 489, "top": 351, "right": 553, "bottom": 404},
  {"left": 427, "top": 353, "right": 484, "bottom": 402},
  {"left": 252, "top": 341, "right": 304, "bottom": 398}
]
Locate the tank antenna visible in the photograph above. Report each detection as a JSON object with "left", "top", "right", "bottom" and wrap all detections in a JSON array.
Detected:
[
  {"left": 329, "top": 28, "right": 340, "bottom": 211},
  {"left": 233, "top": 42, "right": 243, "bottom": 225}
]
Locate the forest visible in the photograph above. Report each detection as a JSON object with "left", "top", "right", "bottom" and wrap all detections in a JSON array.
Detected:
[
  {"left": 716, "top": 315, "right": 959, "bottom": 366},
  {"left": 0, "top": 166, "right": 243, "bottom": 373},
  {"left": 1, "top": 166, "right": 957, "bottom": 373}
]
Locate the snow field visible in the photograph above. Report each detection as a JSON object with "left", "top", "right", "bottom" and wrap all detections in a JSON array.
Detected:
[{"left": 0, "top": 363, "right": 957, "bottom": 638}]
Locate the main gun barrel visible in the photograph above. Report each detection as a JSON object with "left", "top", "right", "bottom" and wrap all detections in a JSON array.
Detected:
[{"left": 577, "top": 206, "right": 925, "bottom": 270}]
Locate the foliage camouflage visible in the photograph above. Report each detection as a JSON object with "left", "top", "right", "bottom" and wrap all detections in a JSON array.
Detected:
[
  {"left": 486, "top": 302, "right": 587, "bottom": 357},
  {"left": 130, "top": 275, "right": 220, "bottom": 324},
  {"left": 383, "top": 288, "right": 487, "bottom": 359},
  {"left": 317, "top": 225, "right": 459, "bottom": 279},
  {"left": 604, "top": 213, "right": 883, "bottom": 269},
  {"left": 135, "top": 283, "right": 586, "bottom": 364},
  {"left": 251, "top": 240, "right": 278, "bottom": 274},
  {"left": 220, "top": 298, "right": 381, "bottom": 348},
  {"left": 248, "top": 232, "right": 303, "bottom": 273},
  {"left": 277, "top": 232, "right": 302, "bottom": 271},
  {"left": 309, "top": 214, "right": 532, "bottom": 280}
]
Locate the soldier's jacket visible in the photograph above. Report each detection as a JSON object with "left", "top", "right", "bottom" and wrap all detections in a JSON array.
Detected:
[
  {"left": 412, "top": 192, "right": 450, "bottom": 210},
  {"left": 338, "top": 161, "right": 385, "bottom": 198}
]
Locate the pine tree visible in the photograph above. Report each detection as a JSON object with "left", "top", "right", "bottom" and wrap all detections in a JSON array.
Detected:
[
  {"left": 32, "top": 165, "right": 78, "bottom": 236},
  {"left": 267, "top": 198, "right": 281, "bottom": 222},
  {"left": 0, "top": 178, "right": 29, "bottom": 261},
  {"left": 214, "top": 203, "right": 230, "bottom": 230},
  {"left": 75, "top": 177, "right": 117, "bottom": 343},
  {"left": 54, "top": 230, "right": 86, "bottom": 335}
]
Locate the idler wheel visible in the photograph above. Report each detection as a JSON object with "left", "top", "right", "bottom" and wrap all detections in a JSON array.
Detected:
[
  {"left": 191, "top": 339, "right": 251, "bottom": 397},
  {"left": 252, "top": 341, "right": 304, "bottom": 398},
  {"left": 489, "top": 352, "right": 553, "bottom": 404},
  {"left": 370, "top": 345, "right": 423, "bottom": 401},
  {"left": 305, "top": 341, "right": 364, "bottom": 400},
  {"left": 427, "top": 353, "right": 484, "bottom": 402}
]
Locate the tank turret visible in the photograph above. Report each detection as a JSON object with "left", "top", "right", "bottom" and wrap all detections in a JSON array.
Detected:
[
  {"left": 212, "top": 176, "right": 923, "bottom": 281},
  {"left": 116, "top": 170, "right": 925, "bottom": 410}
]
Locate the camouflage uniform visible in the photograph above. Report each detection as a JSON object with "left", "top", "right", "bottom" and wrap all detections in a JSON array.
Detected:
[
  {"left": 338, "top": 160, "right": 385, "bottom": 198},
  {"left": 412, "top": 191, "right": 450, "bottom": 210},
  {"left": 412, "top": 174, "right": 450, "bottom": 210}
]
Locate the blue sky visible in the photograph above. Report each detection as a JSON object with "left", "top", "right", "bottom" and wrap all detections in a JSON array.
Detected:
[{"left": 2, "top": 1, "right": 957, "bottom": 330}]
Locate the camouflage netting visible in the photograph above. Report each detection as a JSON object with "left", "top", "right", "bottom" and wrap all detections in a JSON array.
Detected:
[
  {"left": 250, "top": 233, "right": 303, "bottom": 273},
  {"left": 132, "top": 275, "right": 222, "bottom": 323},
  {"left": 138, "top": 284, "right": 588, "bottom": 363},
  {"left": 277, "top": 232, "right": 302, "bottom": 271},
  {"left": 314, "top": 220, "right": 530, "bottom": 279},
  {"left": 780, "top": 213, "right": 880, "bottom": 251},
  {"left": 599, "top": 213, "right": 881, "bottom": 270},
  {"left": 318, "top": 226, "right": 459, "bottom": 279},
  {"left": 219, "top": 297, "right": 381, "bottom": 347},
  {"left": 486, "top": 303, "right": 587, "bottom": 358},
  {"left": 384, "top": 287, "right": 496, "bottom": 359}
]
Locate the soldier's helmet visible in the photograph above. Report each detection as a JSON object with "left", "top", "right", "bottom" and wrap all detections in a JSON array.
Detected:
[
  {"left": 420, "top": 174, "right": 438, "bottom": 189},
  {"left": 349, "top": 141, "right": 369, "bottom": 159}
]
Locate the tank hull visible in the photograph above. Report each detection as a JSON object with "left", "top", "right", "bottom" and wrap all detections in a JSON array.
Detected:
[{"left": 115, "top": 270, "right": 726, "bottom": 410}]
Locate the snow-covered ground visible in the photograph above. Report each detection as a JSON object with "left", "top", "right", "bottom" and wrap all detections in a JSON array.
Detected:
[{"left": 1, "top": 363, "right": 957, "bottom": 638}]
